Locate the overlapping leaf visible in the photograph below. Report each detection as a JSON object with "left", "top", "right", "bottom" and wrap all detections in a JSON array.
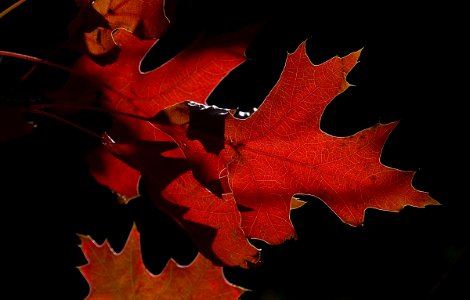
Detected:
[
  {"left": 79, "top": 224, "right": 247, "bottom": 299},
  {"left": 85, "top": 145, "right": 141, "bottom": 203},
  {"left": 104, "top": 137, "right": 260, "bottom": 268},
  {"left": 151, "top": 42, "right": 440, "bottom": 244},
  {"left": 68, "top": 0, "right": 176, "bottom": 63},
  {"left": 51, "top": 27, "right": 257, "bottom": 199}
]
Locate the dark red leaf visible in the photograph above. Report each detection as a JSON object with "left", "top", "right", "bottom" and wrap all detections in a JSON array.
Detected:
[{"left": 104, "top": 138, "right": 260, "bottom": 268}]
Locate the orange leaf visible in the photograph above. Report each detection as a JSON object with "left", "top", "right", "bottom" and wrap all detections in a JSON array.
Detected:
[
  {"left": 79, "top": 224, "right": 247, "bottom": 299},
  {"left": 92, "top": 0, "right": 174, "bottom": 38}
]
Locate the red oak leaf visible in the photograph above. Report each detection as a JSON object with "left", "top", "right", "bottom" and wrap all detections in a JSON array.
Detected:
[
  {"left": 104, "top": 138, "right": 260, "bottom": 268},
  {"left": 67, "top": 0, "right": 176, "bottom": 63},
  {"left": 50, "top": 26, "right": 257, "bottom": 200},
  {"left": 79, "top": 224, "right": 247, "bottom": 299},
  {"left": 152, "top": 41, "right": 440, "bottom": 245}
]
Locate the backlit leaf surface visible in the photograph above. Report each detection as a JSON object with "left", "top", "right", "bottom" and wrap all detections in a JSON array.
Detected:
[
  {"left": 152, "top": 42, "right": 439, "bottom": 244},
  {"left": 79, "top": 224, "right": 248, "bottom": 299}
]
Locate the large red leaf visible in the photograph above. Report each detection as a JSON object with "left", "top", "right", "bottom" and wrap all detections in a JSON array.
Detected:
[
  {"left": 152, "top": 41, "right": 440, "bottom": 245},
  {"left": 50, "top": 27, "right": 256, "bottom": 199},
  {"left": 104, "top": 138, "right": 260, "bottom": 268},
  {"left": 79, "top": 224, "right": 247, "bottom": 299}
]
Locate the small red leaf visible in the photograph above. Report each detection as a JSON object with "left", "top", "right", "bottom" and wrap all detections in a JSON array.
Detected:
[
  {"left": 91, "top": 0, "right": 174, "bottom": 38},
  {"left": 54, "top": 27, "right": 257, "bottom": 117},
  {"left": 79, "top": 224, "right": 247, "bottom": 299}
]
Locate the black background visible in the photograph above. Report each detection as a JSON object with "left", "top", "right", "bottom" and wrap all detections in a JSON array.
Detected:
[{"left": 1, "top": 1, "right": 468, "bottom": 299}]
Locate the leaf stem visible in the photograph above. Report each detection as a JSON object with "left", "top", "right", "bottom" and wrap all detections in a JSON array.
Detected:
[
  {"left": 0, "top": 0, "right": 27, "bottom": 19},
  {"left": 0, "top": 50, "right": 75, "bottom": 73},
  {"left": 20, "top": 42, "right": 68, "bottom": 82},
  {"left": 28, "top": 108, "right": 103, "bottom": 141}
]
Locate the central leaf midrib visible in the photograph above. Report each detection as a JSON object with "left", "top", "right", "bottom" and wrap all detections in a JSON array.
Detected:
[{"left": 228, "top": 139, "right": 361, "bottom": 173}]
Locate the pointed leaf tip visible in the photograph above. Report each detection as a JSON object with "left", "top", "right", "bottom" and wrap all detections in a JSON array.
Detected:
[{"left": 342, "top": 48, "right": 362, "bottom": 75}]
